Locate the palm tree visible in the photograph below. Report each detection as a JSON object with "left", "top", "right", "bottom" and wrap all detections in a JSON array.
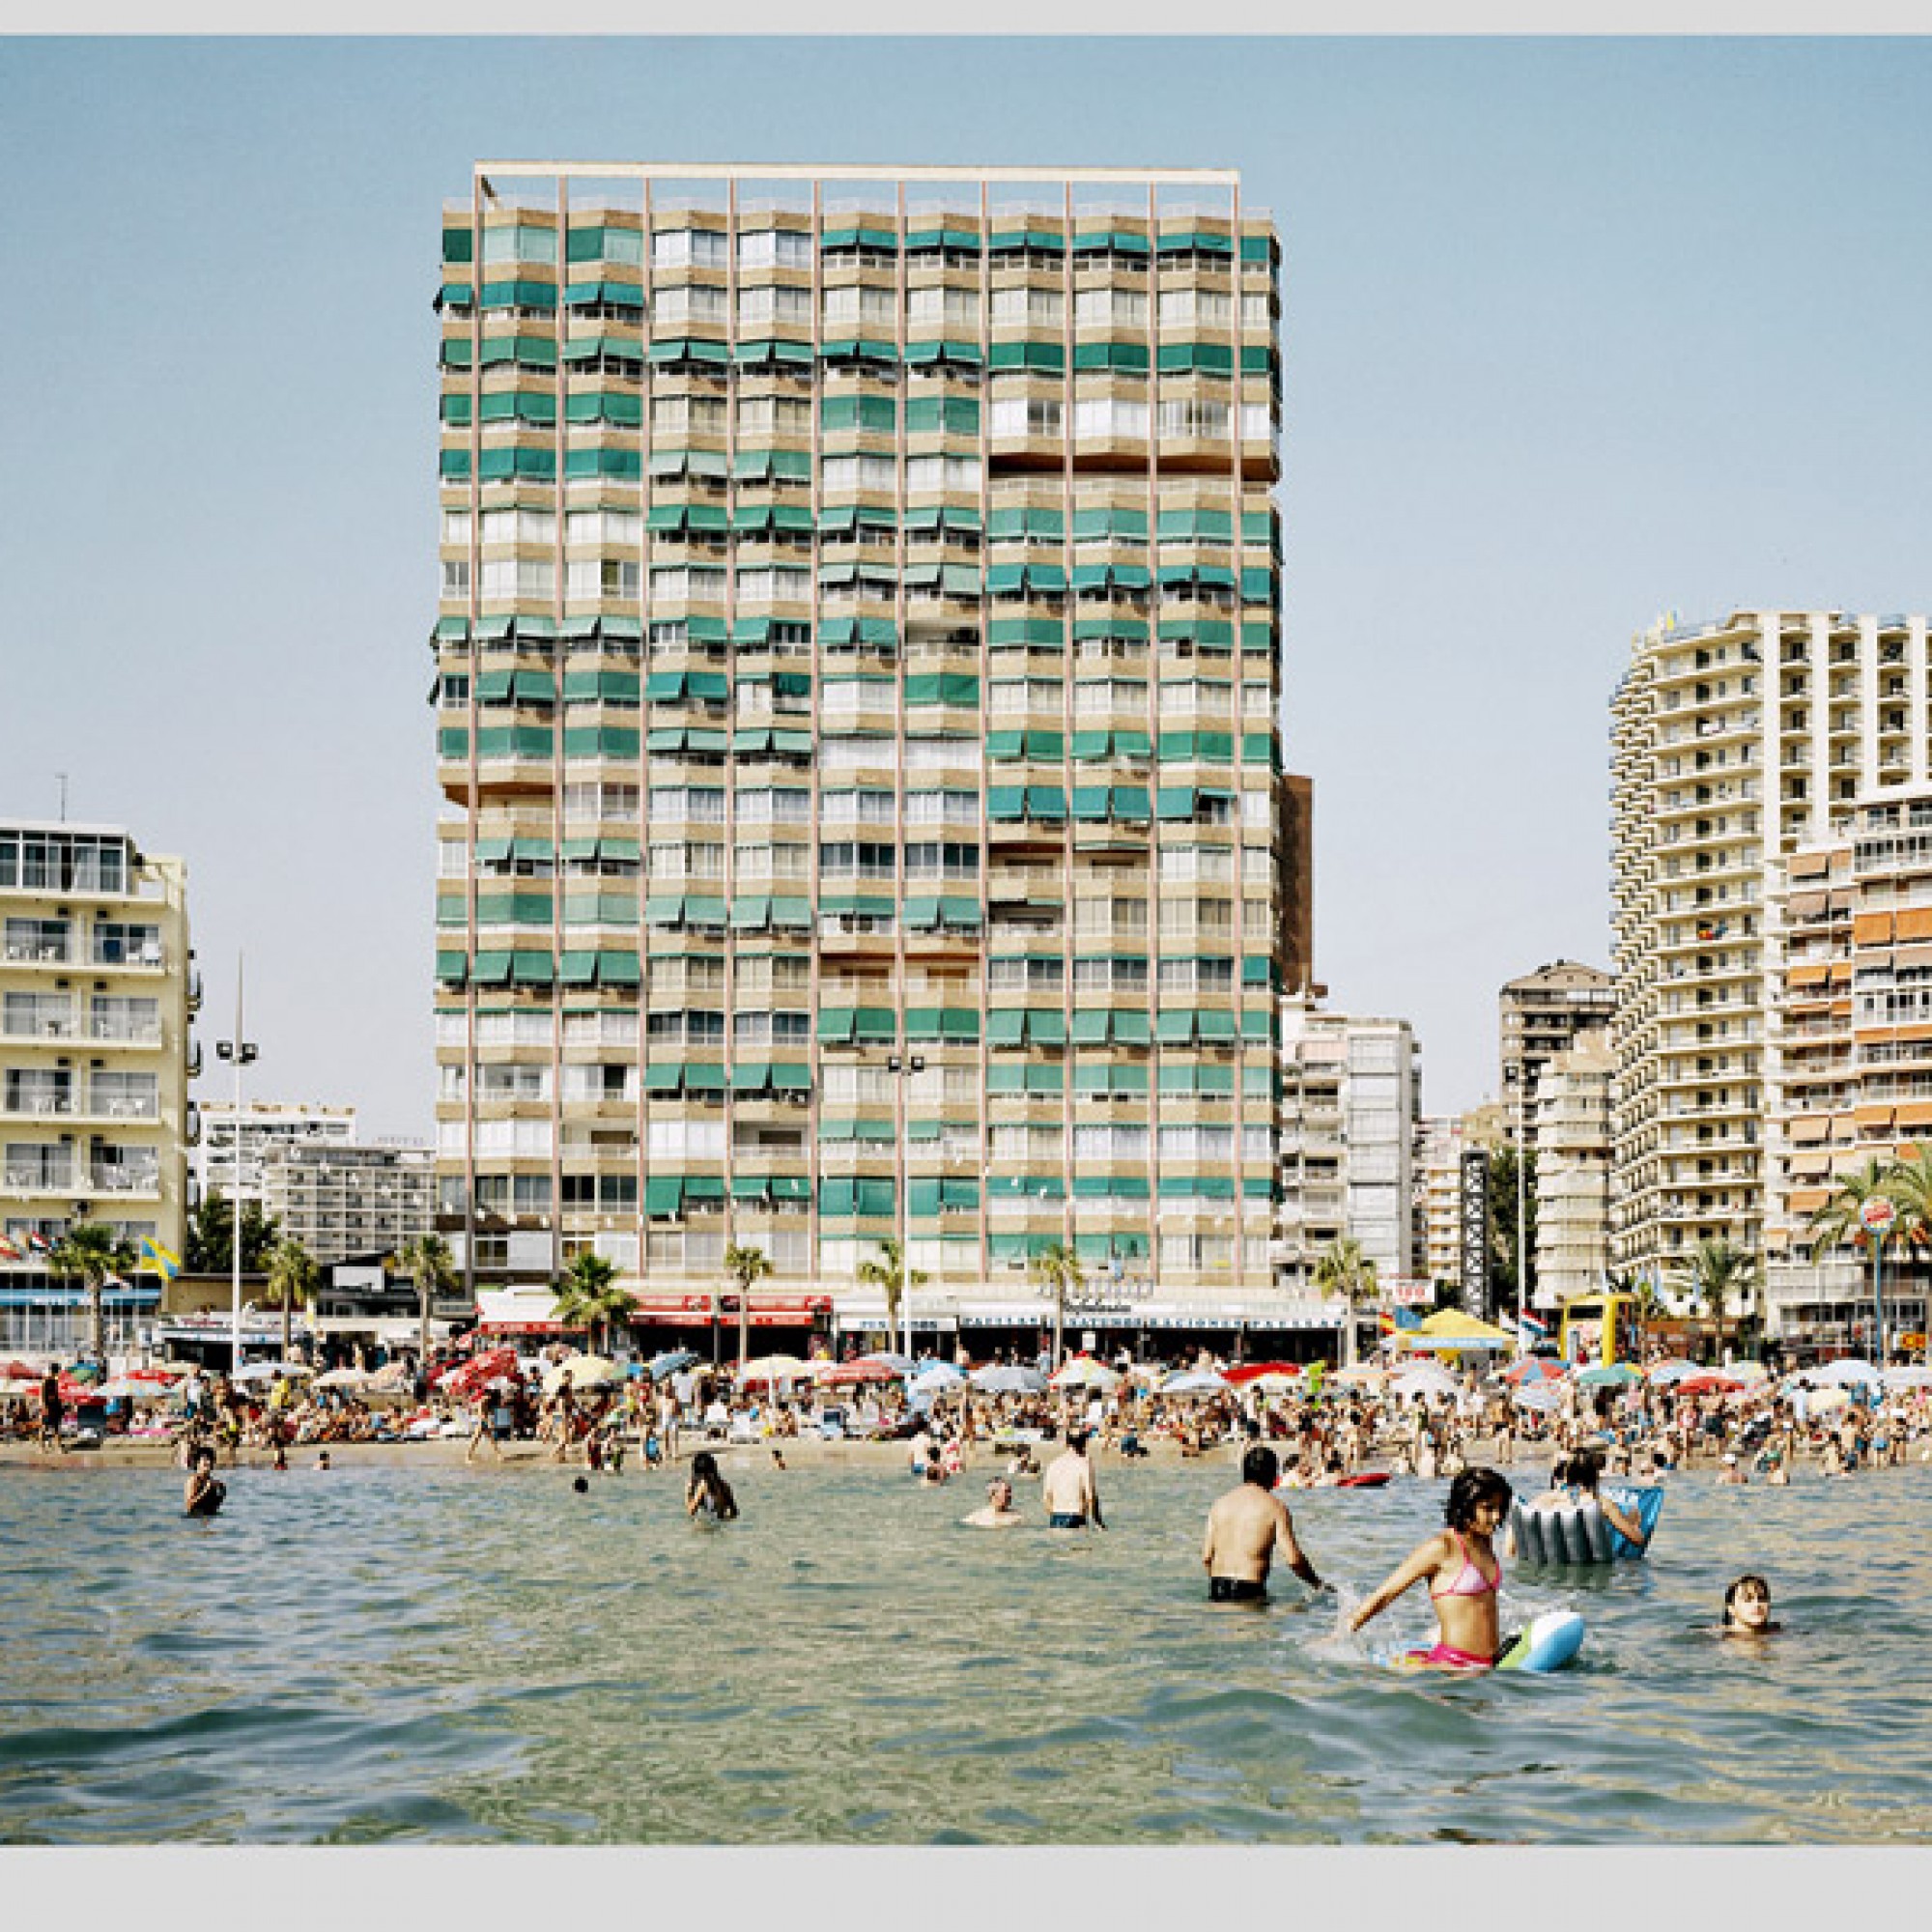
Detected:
[
  {"left": 1880, "top": 1148, "right": 1932, "bottom": 1350},
  {"left": 856, "top": 1236, "right": 927, "bottom": 1357},
  {"left": 722, "top": 1242, "right": 775, "bottom": 1375},
  {"left": 553, "top": 1250, "right": 637, "bottom": 1356},
  {"left": 266, "top": 1236, "right": 321, "bottom": 1363},
  {"left": 48, "top": 1219, "right": 136, "bottom": 1365},
  {"left": 396, "top": 1233, "right": 457, "bottom": 1365},
  {"left": 1667, "top": 1237, "right": 1759, "bottom": 1363},
  {"left": 1031, "top": 1240, "right": 1085, "bottom": 1371},
  {"left": 1312, "top": 1236, "right": 1378, "bottom": 1368}
]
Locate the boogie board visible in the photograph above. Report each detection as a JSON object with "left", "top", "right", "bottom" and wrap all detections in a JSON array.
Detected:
[
  {"left": 1337, "top": 1472, "right": 1391, "bottom": 1489},
  {"left": 1378, "top": 1609, "right": 1586, "bottom": 1675}
]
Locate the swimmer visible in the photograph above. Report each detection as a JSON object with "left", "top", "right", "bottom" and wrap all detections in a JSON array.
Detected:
[
  {"left": 1203, "top": 1446, "right": 1326, "bottom": 1605},
  {"left": 1720, "top": 1574, "right": 1781, "bottom": 1636},
  {"left": 685, "top": 1450, "right": 739, "bottom": 1522},
  {"left": 316, "top": 1451, "right": 331, "bottom": 1472},
  {"left": 770, "top": 1447, "right": 787, "bottom": 1471},
  {"left": 1719, "top": 1451, "right": 1748, "bottom": 1486},
  {"left": 1040, "top": 1430, "right": 1105, "bottom": 1529},
  {"left": 1350, "top": 1467, "right": 1515, "bottom": 1671},
  {"left": 572, "top": 1475, "right": 590, "bottom": 1494},
  {"left": 962, "top": 1477, "right": 1024, "bottom": 1529},
  {"left": 184, "top": 1446, "right": 226, "bottom": 1519},
  {"left": 921, "top": 1445, "right": 949, "bottom": 1486}
]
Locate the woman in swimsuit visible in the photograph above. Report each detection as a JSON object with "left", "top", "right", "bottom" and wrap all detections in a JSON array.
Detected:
[
  {"left": 1350, "top": 1467, "right": 1514, "bottom": 1671},
  {"left": 684, "top": 1450, "right": 739, "bottom": 1522}
]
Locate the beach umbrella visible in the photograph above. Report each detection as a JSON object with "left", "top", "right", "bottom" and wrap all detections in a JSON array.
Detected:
[
  {"left": 1327, "top": 1365, "right": 1388, "bottom": 1388},
  {"left": 2, "top": 1359, "right": 38, "bottom": 1379},
  {"left": 1160, "top": 1369, "right": 1231, "bottom": 1397},
  {"left": 648, "top": 1349, "right": 702, "bottom": 1381},
  {"left": 1804, "top": 1385, "right": 1852, "bottom": 1411},
  {"left": 1512, "top": 1381, "right": 1566, "bottom": 1413},
  {"left": 735, "top": 1353, "right": 813, "bottom": 1388},
  {"left": 1577, "top": 1363, "right": 1640, "bottom": 1388},
  {"left": 1502, "top": 1356, "right": 1568, "bottom": 1386},
  {"left": 314, "top": 1367, "right": 372, "bottom": 1389},
  {"left": 1050, "top": 1356, "right": 1122, "bottom": 1391},
  {"left": 1813, "top": 1358, "right": 1880, "bottom": 1388},
  {"left": 1224, "top": 1360, "right": 1300, "bottom": 1387},
  {"left": 1247, "top": 1370, "right": 1305, "bottom": 1394},
  {"left": 1880, "top": 1365, "right": 1932, "bottom": 1393},
  {"left": 1390, "top": 1365, "right": 1460, "bottom": 1401},
  {"left": 545, "top": 1354, "right": 623, "bottom": 1393},
  {"left": 1647, "top": 1360, "right": 1697, "bottom": 1385},
  {"left": 969, "top": 1364, "right": 1046, "bottom": 1395},
  {"left": 858, "top": 1351, "right": 916, "bottom": 1374},
  {"left": 909, "top": 1362, "right": 966, "bottom": 1395},
  {"left": 1729, "top": 1362, "right": 1772, "bottom": 1384},
  {"left": 816, "top": 1358, "right": 898, "bottom": 1387},
  {"left": 1677, "top": 1373, "right": 1743, "bottom": 1397}
]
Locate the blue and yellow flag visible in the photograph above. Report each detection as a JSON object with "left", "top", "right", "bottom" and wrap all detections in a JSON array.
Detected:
[{"left": 138, "top": 1238, "right": 183, "bottom": 1281}]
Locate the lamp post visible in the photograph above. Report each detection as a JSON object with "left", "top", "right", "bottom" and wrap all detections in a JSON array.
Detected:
[
  {"left": 886, "top": 1052, "right": 923, "bottom": 1360},
  {"left": 213, "top": 954, "right": 258, "bottom": 1378}
]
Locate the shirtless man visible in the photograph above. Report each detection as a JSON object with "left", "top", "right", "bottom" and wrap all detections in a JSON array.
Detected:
[
  {"left": 962, "top": 1477, "right": 1024, "bottom": 1529},
  {"left": 1040, "top": 1430, "right": 1105, "bottom": 1529},
  {"left": 1202, "top": 1446, "right": 1326, "bottom": 1604}
]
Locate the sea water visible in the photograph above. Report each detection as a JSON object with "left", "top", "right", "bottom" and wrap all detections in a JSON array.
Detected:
[{"left": 1, "top": 1456, "right": 1928, "bottom": 1844}]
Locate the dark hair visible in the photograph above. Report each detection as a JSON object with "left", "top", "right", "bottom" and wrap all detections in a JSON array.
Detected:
[
  {"left": 1723, "top": 1574, "right": 1770, "bottom": 1621},
  {"left": 1066, "top": 1430, "right": 1089, "bottom": 1452},
  {"left": 1443, "top": 1466, "right": 1513, "bottom": 1529},
  {"left": 1558, "top": 1450, "right": 1603, "bottom": 1492},
  {"left": 1242, "top": 1444, "right": 1279, "bottom": 1489},
  {"left": 572, "top": 1475, "right": 589, "bottom": 1494},
  {"left": 691, "top": 1452, "right": 719, "bottom": 1481}
]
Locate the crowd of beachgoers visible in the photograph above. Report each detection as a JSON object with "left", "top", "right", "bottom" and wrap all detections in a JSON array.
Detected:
[{"left": 6, "top": 1337, "right": 1930, "bottom": 1486}]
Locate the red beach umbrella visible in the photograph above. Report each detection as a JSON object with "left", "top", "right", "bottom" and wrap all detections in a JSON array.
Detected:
[
  {"left": 1225, "top": 1361, "right": 1302, "bottom": 1386},
  {"left": 1678, "top": 1373, "right": 1743, "bottom": 1397}
]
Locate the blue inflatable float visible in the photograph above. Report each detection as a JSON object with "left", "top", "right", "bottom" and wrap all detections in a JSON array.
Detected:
[{"left": 1509, "top": 1484, "right": 1663, "bottom": 1565}]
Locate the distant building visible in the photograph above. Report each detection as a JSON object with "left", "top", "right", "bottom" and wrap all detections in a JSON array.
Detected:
[
  {"left": 0, "top": 819, "right": 198, "bottom": 1355},
  {"left": 193, "top": 1101, "right": 357, "bottom": 1202},
  {"left": 1499, "top": 959, "right": 1614, "bottom": 1152},
  {"left": 1532, "top": 1026, "right": 1613, "bottom": 1312},
  {"left": 258, "top": 1140, "right": 436, "bottom": 1267},
  {"left": 1278, "top": 998, "right": 1419, "bottom": 1294},
  {"left": 1762, "top": 794, "right": 1932, "bottom": 1350},
  {"left": 1416, "top": 1115, "right": 1466, "bottom": 1293}
]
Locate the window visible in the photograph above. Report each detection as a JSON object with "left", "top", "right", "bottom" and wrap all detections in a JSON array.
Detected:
[
  {"left": 819, "top": 453, "right": 898, "bottom": 495},
  {"left": 735, "top": 393, "right": 812, "bottom": 439},
  {"left": 562, "top": 781, "right": 639, "bottom": 821},
  {"left": 991, "top": 287, "right": 1064, "bottom": 326},
  {"left": 903, "top": 787, "right": 980, "bottom": 827},
  {"left": 738, "top": 229, "right": 813, "bottom": 270},
  {"left": 1157, "top": 398, "right": 1230, "bottom": 440},
  {"left": 1073, "top": 288, "right": 1147, "bottom": 328},
  {"left": 648, "top": 565, "right": 726, "bottom": 603},
  {"left": 823, "top": 284, "right": 897, "bottom": 328},
  {"left": 988, "top": 395, "right": 1063, "bottom": 439},
  {"left": 481, "top": 224, "right": 557, "bottom": 265},
  {"left": 566, "top": 558, "right": 640, "bottom": 602},
  {"left": 651, "top": 394, "right": 728, "bottom": 436},
  {"left": 1157, "top": 289, "right": 1232, "bottom": 328},
  {"left": 736, "top": 283, "right": 813, "bottom": 327},
  {"left": 652, "top": 228, "right": 728, "bottom": 270},
  {"left": 564, "top": 508, "right": 642, "bottom": 547},
  {"left": 904, "top": 454, "right": 982, "bottom": 493},
  {"left": 478, "top": 557, "right": 555, "bottom": 601},
  {"left": 441, "top": 509, "right": 472, "bottom": 545},
  {"left": 734, "top": 565, "right": 811, "bottom": 605},
  {"left": 906, "top": 285, "right": 980, "bottom": 329},
  {"left": 440, "top": 559, "right": 470, "bottom": 600},
  {"left": 1072, "top": 397, "right": 1149, "bottom": 441}
]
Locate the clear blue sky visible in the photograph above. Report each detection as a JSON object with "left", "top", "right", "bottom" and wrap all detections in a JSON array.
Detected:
[{"left": 4, "top": 37, "right": 1928, "bottom": 1139}]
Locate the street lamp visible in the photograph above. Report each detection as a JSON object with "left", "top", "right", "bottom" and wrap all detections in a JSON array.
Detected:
[
  {"left": 1860, "top": 1194, "right": 1895, "bottom": 1366},
  {"left": 885, "top": 1052, "right": 923, "bottom": 1360},
  {"left": 213, "top": 953, "right": 258, "bottom": 1378}
]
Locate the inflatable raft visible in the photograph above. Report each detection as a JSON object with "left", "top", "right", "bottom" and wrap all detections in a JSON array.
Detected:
[{"left": 1509, "top": 1484, "right": 1663, "bottom": 1565}]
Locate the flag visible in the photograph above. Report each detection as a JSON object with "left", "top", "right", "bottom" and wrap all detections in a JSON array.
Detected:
[
  {"left": 1377, "top": 1310, "right": 1398, "bottom": 1335},
  {"left": 138, "top": 1238, "right": 182, "bottom": 1282},
  {"left": 0, "top": 1234, "right": 21, "bottom": 1263},
  {"left": 24, "top": 1231, "right": 50, "bottom": 1255},
  {"left": 1518, "top": 1309, "right": 1550, "bottom": 1343}
]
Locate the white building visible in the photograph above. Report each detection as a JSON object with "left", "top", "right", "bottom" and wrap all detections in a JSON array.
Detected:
[
  {"left": 1416, "top": 1115, "right": 1465, "bottom": 1293},
  {"left": 258, "top": 1140, "right": 436, "bottom": 1267},
  {"left": 1532, "top": 1026, "right": 1612, "bottom": 1311},
  {"left": 193, "top": 1101, "right": 357, "bottom": 1202}
]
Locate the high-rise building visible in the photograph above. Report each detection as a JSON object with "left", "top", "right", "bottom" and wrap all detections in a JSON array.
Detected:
[
  {"left": 1611, "top": 608, "right": 1931, "bottom": 1282},
  {"left": 1277, "top": 998, "right": 1418, "bottom": 1293},
  {"left": 1498, "top": 959, "right": 1613, "bottom": 1151},
  {"left": 1416, "top": 1115, "right": 1465, "bottom": 1293},
  {"left": 0, "top": 821, "right": 197, "bottom": 1353},
  {"left": 431, "top": 163, "right": 1290, "bottom": 1352},
  {"left": 194, "top": 1100, "right": 357, "bottom": 1202},
  {"left": 1762, "top": 792, "right": 1932, "bottom": 1349},
  {"left": 1531, "top": 1025, "right": 1612, "bottom": 1311},
  {"left": 258, "top": 1140, "right": 437, "bottom": 1267}
]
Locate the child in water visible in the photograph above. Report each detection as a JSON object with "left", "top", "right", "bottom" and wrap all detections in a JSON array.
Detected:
[
  {"left": 1720, "top": 1574, "right": 1781, "bottom": 1637},
  {"left": 184, "top": 1446, "right": 226, "bottom": 1518},
  {"left": 685, "top": 1450, "right": 739, "bottom": 1522}
]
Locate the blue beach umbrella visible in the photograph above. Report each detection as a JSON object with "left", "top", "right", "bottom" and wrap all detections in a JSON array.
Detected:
[
  {"left": 1577, "top": 1363, "right": 1640, "bottom": 1388},
  {"left": 970, "top": 1365, "right": 1046, "bottom": 1395},
  {"left": 649, "top": 1349, "right": 702, "bottom": 1381},
  {"left": 910, "top": 1362, "right": 965, "bottom": 1394}
]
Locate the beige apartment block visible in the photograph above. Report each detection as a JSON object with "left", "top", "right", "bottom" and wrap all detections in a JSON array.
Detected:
[
  {"left": 0, "top": 822, "right": 197, "bottom": 1352},
  {"left": 1611, "top": 608, "right": 1932, "bottom": 1283},
  {"left": 1499, "top": 958, "right": 1613, "bottom": 1151},
  {"left": 1416, "top": 1115, "right": 1465, "bottom": 1293},
  {"left": 1531, "top": 1026, "right": 1612, "bottom": 1311},
  {"left": 429, "top": 164, "right": 1293, "bottom": 1351},
  {"left": 1763, "top": 792, "right": 1932, "bottom": 1348}
]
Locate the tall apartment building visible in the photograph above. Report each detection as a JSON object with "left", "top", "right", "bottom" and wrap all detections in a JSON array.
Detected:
[
  {"left": 255, "top": 1139, "right": 436, "bottom": 1267},
  {"left": 1762, "top": 793, "right": 1932, "bottom": 1347},
  {"left": 0, "top": 821, "right": 197, "bottom": 1351},
  {"left": 1277, "top": 999, "right": 1419, "bottom": 1294},
  {"left": 1416, "top": 1115, "right": 1465, "bottom": 1293},
  {"left": 1611, "top": 608, "right": 1932, "bottom": 1282},
  {"left": 431, "top": 164, "right": 1290, "bottom": 1349},
  {"left": 1531, "top": 1026, "right": 1612, "bottom": 1311},
  {"left": 194, "top": 1100, "right": 357, "bottom": 1201},
  {"left": 1499, "top": 959, "right": 1613, "bottom": 1151}
]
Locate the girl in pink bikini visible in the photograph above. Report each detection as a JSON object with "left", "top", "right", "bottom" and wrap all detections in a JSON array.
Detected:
[{"left": 1350, "top": 1467, "right": 1515, "bottom": 1671}]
